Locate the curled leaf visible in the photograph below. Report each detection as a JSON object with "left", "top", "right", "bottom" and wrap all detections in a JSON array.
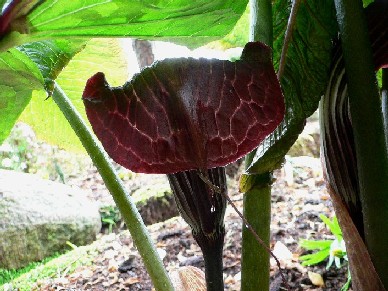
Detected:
[
  {"left": 170, "top": 266, "right": 206, "bottom": 291},
  {"left": 83, "top": 42, "right": 284, "bottom": 174}
]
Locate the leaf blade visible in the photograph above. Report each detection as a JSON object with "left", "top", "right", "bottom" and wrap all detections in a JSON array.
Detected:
[
  {"left": 19, "top": 38, "right": 129, "bottom": 151},
  {"left": 18, "top": 39, "right": 86, "bottom": 95},
  {"left": 300, "top": 249, "right": 330, "bottom": 266},
  {"left": 299, "top": 239, "right": 332, "bottom": 251},
  {"left": 24, "top": 0, "right": 248, "bottom": 48},
  {"left": 246, "top": 0, "right": 338, "bottom": 174},
  {"left": 0, "top": 48, "right": 43, "bottom": 144}
]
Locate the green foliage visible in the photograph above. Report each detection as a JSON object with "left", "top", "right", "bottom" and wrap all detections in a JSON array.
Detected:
[
  {"left": 0, "top": 1, "right": 248, "bottom": 151},
  {"left": 209, "top": 4, "right": 249, "bottom": 49},
  {"left": 363, "top": 0, "right": 374, "bottom": 7},
  {"left": 54, "top": 160, "right": 66, "bottom": 184},
  {"left": 100, "top": 205, "right": 122, "bottom": 233},
  {"left": 0, "top": 0, "right": 7, "bottom": 11},
  {"left": 299, "top": 215, "right": 347, "bottom": 269},
  {"left": 18, "top": 38, "right": 128, "bottom": 151},
  {"left": 1, "top": 0, "right": 248, "bottom": 50},
  {"left": 0, "top": 244, "right": 97, "bottom": 290},
  {"left": 377, "top": 69, "right": 383, "bottom": 88},
  {"left": 0, "top": 252, "right": 62, "bottom": 286},
  {"left": 1, "top": 0, "right": 382, "bottom": 289},
  {"left": 0, "top": 49, "right": 44, "bottom": 144},
  {"left": 246, "top": 0, "right": 339, "bottom": 174},
  {"left": 319, "top": 214, "right": 342, "bottom": 241},
  {"left": 342, "top": 269, "right": 352, "bottom": 291},
  {"left": 299, "top": 215, "right": 351, "bottom": 290},
  {"left": 18, "top": 40, "right": 86, "bottom": 95},
  {"left": 0, "top": 39, "right": 84, "bottom": 147}
]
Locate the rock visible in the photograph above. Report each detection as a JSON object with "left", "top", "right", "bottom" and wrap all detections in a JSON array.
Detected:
[
  {"left": 132, "top": 182, "right": 179, "bottom": 225},
  {"left": 0, "top": 169, "right": 101, "bottom": 269},
  {"left": 99, "top": 177, "right": 179, "bottom": 232}
]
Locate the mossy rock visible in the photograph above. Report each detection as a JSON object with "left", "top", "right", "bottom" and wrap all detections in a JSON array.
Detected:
[
  {"left": 132, "top": 183, "right": 178, "bottom": 225},
  {"left": 0, "top": 170, "right": 101, "bottom": 270}
]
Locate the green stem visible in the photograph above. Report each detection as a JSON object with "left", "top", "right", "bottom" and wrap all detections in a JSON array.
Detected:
[
  {"left": 245, "top": 0, "right": 272, "bottom": 164},
  {"left": 334, "top": 0, "right": 388, "bottom": 286},
  {"left": 242, "top": 0, "right": 273, "bottom": 290},
  {"left": 52, "top": 84, "right": 173, "bottom": 291},
  {"left": 249, "top": 0, "right": 272, "bottom": 45},
  {"left": 241, "top": 174, "right": 271, "bottom": 291},
  {"left": 382, "top": 69, "right": 388, "bottom": 148}
]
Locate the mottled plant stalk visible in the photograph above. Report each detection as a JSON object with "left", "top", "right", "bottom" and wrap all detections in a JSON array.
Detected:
[
  {"left": 334, "top": 0, "right": 388, "bottom": 286},
  {"left": 52, "top": 84, "right": 174, "bottom": 291},
  {"left": 383, "top": 69, "right": 388, "bottom": 147},
  {"left": 241, "top": 173, "right": 273, "bottom": 291},
  {"left": 241, "top": 0, "right": 273, "bottom": 290},
  {"left": 167, "top": 167, "right": 227, "bottom": 291}
]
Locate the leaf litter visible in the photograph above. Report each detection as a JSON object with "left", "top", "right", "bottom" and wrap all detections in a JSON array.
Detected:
[{"left": 5, "top": 127, "right": 350, "bottom": 290}]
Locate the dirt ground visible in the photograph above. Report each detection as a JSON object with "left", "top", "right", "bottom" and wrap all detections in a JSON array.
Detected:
[{"left": 30, "top": 153, "right": 350, "bottom": 291}]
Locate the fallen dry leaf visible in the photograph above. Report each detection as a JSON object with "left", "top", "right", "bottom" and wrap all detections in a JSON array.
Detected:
[
  {"left": 108, "top": 259, "right": 118, "bottom": 272},
  {"left": 224, "top": 275, "right": 236, "bottom": 285},
  {"left": 170, "top": 266, "right": 206, "bottom": 291},
  {"left": 308, "top": 271, "right": 325, "bottom": 287},
  {"left": 273, "top": 241, "right": 293, "bottom": 262},
  {"left": 124, "top": 277, "right": 141, "bottom": 286}
]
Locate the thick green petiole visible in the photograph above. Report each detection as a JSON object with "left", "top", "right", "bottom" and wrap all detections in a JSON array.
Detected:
[
  {"left": 52, "top": 84, "right": 174, "bottom": 291},
  {"left": 241, "top": 174, "right": 272, "bottom": 291},
  {"left": 241, "top": 0, "right": 273, "bottom": 290}
]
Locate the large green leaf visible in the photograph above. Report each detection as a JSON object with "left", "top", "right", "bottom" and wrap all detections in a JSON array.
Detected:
[
  {"left": 246, "top": 0, "right": 338, "bottom": 174},
  {"left": 0, "top": 48, "right": 43, "bottom": 144},
  {"left": 19, "top": 38, "right": 128, "bottom": 151},
  {"left": 210, "top": 4, "right": 249, "bottom": 49},
  {"left": 18, "top": 39, "right": 86, "bottom": 95},
  {"left": 2, "top": 0, "right": 248, "bottom": 49},
  {"left": 0, "top": 5, "right": 86, "bottom": 145}
]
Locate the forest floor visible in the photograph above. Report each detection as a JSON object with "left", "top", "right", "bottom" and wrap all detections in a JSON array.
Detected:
[
  {"left": 0, "top": 121, "right": 352, "bottom": 290},
  {"left": 28, "top": 153, "right": 350, "bottom": 291}
]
